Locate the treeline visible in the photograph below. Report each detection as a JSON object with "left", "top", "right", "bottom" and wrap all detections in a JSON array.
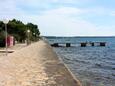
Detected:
[{"left": 0, "top": 19, "right": 40, "bottom": 42}]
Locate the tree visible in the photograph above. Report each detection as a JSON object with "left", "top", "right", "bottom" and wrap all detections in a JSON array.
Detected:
[
  {"left": 26, "top": 23, "right": 40, "bottom": 41},
  {"left": 0, "top": 19, "right": 40, "bottom": 43}
]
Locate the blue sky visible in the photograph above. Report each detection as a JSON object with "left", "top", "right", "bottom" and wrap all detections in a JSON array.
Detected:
[{"left": 0, "top": 0, "right": 115, "bottom": 36}]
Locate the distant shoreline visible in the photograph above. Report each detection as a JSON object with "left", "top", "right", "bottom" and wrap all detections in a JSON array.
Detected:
[{"left": 44, "top": 36, "right": 115, "bottom": 38}]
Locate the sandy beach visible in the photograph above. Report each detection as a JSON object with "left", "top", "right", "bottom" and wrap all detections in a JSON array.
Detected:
[
  {"left": 0, "top": 40, "right": 81, "bottom": 86},
  {"left": 0, "top": 43, "right": 27, "bottom": 56}
]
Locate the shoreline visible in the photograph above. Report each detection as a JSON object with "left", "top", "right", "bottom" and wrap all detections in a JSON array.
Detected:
[
  {"left": 0, "top": 40, "right": 82, "bottom": 86},
  {"left": 42, "top": 40, "right": 82, "bottom": 86},
  {"left": 45, "top": 40, "right": 82, "bottom": 85}
]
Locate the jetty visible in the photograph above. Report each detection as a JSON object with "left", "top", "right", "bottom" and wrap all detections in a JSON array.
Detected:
[
  {"left": 80, "top": 42, "right": 106, "bottom": 47},
  {"left": 0, "top": 40, "right": 81, "bottom": 86},
  {"left": 51, "top": 42, "right": 106, "bottom": 47},
  {"left": 51, "top": 43, "right": 71, "bottom": 47}
]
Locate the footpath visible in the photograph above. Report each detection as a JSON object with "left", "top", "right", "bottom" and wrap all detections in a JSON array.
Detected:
[{"left": 0, "top": 40, "right": 81, "bottom": 86}]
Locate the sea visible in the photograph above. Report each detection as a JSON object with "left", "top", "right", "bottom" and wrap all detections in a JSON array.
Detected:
[{"left": 45, "top": 36, "right": 115, "bottom": 86}]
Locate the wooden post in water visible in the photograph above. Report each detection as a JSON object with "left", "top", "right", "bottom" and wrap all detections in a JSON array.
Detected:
[
  {"left": 66, "top": 43, "right": 71, "bottom": 47},
  {"left": 100, "top": 42, "right": 106, "bottom": 46},
  {"left": 91, "top": 42, "right": 94, "bottom": 46},
  {"left": 80, "top": 43, "right": 87, "bottom": 47},
  {"left": 51, "top": 43, "right": 59, "bottom": 47}
]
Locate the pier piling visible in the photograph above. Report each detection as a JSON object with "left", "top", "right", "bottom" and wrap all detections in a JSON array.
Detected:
[
  {"left": 91, "top": 43, "right": 94, "bottom": 46},
  {"left": 80, "top": 43, "right": 87, "bottom": 47},
  {"left": 100, "top": 42, "right": 106, "bottom": 46},
  {"left": 66, "top": 43, "right": 71, "bottom": 47},
  {"left": 51, "top": 43, "right": 59, "bottom": 47}
]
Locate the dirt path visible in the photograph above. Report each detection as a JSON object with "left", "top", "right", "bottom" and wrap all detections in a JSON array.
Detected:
[
  {"left": 0, "top": 41, "right": 81, "bottom": 86},
  {"left": 0, "top": 43, "right": 27, "bottom": 56}
]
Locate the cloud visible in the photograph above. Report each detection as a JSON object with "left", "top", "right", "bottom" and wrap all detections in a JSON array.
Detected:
[
  {"left": 41, "top": 7, "right": 84, "bottom": 17},
  {"left": 17, "top": 0, "right": 90, "bottom": 5},
  {"left": 110, "top": 11, "right": 115, "bottom": 16},
  {"left": 0, "top": 0, "right": 115, "bottom": 36},
  {"left": 0, "top": 0, "right": 25, "bottom": 20},
  {"left": 36, "top": 7, "right": 115, "bottom": 36},
  {"left": 15, "top": 0, "right": 93, "bottom": 13},
  {"left": 35, "top": 7, "right": 98, "bottom": 36}
]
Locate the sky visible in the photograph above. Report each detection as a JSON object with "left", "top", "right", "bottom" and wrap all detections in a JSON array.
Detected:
[{"left": 0, "top": 0, "right": 115, "bottom": 36}]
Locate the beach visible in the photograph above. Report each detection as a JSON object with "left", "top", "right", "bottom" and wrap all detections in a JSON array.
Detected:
[{"left": 0, "top": 40, "right": 81, "bottom": 86}]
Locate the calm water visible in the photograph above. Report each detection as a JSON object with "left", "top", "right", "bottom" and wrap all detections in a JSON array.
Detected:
[{"left": 46, "top": 37, "right": 115, "bottom": 86}]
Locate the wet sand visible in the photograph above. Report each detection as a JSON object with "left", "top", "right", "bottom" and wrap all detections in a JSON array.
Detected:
[{"left": 0, "top": 40, "right": 81, "bottom": 86}]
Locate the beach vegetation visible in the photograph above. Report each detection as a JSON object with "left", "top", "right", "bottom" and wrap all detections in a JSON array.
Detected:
[{"left": 0, "top": 19, "right": 40, "bottom": 43}]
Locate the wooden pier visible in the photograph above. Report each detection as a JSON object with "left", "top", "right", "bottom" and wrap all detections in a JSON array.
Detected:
[
  {"left": 51, "top": 42, "right": 106, "bottom": 47},
  {"left": 80, "top": 42, "right": 106, "bottom": 47},
  {"left": 51, "top": 43, "right": 71, "bottom": 47}
]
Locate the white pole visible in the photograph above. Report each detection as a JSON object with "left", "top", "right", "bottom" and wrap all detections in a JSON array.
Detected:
[
  {"left": 5, "top": 24, "right": 8, "bottom": 56},
  {"left": 27, "top": 30, "right": 30, "bottom": 45},
  {"left": 3, "top": 19, "right": 9, "bottom": 56}
]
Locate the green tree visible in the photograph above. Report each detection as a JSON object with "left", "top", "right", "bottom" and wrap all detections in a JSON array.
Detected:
[{"left": 0, "top": 19, "right": 40, "bottom": 43}]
